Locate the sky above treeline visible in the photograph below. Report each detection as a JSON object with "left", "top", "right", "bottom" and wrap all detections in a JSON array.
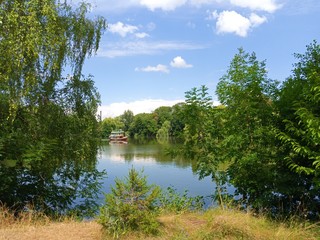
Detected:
[{"left": 70, "top": 0, "right": 320, "bottom": 118}]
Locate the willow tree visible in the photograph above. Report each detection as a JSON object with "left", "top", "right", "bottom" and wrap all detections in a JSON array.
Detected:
[
  {"left": 0, "top": 0, "right": 106, "bottom": 156},
  {"left": 0, "top": 0, "right": 106, "bottom": 215}
]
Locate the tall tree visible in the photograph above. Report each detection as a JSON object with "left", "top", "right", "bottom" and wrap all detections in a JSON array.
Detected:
[
  {"left": 276, "top": 41, "right": 320, "bottom": 216},
  {"left": 183, "top": 85, "right": 213, "bottom": 159},
  {"left": 129, "top": 113, "right": 157, "bottom": 139},
  {"left": 0, "top": 0, "right": 106, "bottom": 156},
  {"left": 100, "top": 117, "right": 124, "bottom": 139},
  {"left": 120, "top": 110, "right": 134, "bottom": 132},
  {"left": 215, "top": 48, "right": 280, "bottom": 209},
  {"left": 156, "top": 120, "right": 171, "bottom": 143},
  {"left": 153, "top": 106, "right": 172, "bottom": 129},
  {"left": 0, "top": 0, "right": 106, "bottom": 214},
  {"left": 170, "top": 102, "right": 186, "bottom": 139},
  {"left": 277, "top": 41, "right": 320, "bottom": 176}
]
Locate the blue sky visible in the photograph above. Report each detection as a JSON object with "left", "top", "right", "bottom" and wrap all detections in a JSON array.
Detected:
[{"left": 72, "top": 0, "right": 320, "bottom": 118}]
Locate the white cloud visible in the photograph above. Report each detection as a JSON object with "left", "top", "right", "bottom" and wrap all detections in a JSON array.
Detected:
[
  {"left": 229, "top": 0, "right": 282, "bottom": 13},
  {"left": 214, "top": 10, "right": 267, "bottom": 37},
  {"left": 206, "top": 9, "right": 219, "bottom": 20},
  {"left": 97, "top": 41, "right": 205, "bottom": 58},
  {"left": 170, "top": 56, "right": 193, "bottom": 68},
  {"left": 135, "top": 32, "right": 150, "bottom": 38},
  {"left": 139, "top": 0, "right": 187, "bottom": 11},
  {"left": 189, "top": 0, "right": 217, "bottom": 7},
  {"left": 135, "top": 64, "right": 170, "bottom": 73},
  {"left": 216, "top": 10, "right": 251, "bottom": 37},
  {"left": 249, "top": 13, "right": 267, "bottom": 27},
  {"left": 98, "top": 99, "right": 184, "bottom": 118},
  {"left": 69, "top": 0, "right": 283, "bottom": 13},
  {"left": 109, "top": 22, "right": 138, "bottom": 37}
]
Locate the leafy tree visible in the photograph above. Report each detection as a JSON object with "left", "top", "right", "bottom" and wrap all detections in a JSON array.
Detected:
[
  {"left": 183, "top": 85, "right": 213, "bottom": 159},
  {"left": 0, "top": 0, "right": 106, "bottom": 214},
  {"left": 0, "top": 0, "right": 106, "bottom": 154},
  {"left": 153, "top": 106, "right": 172, "bottom": 129},
  {"left": 277, "top": 41, "right": 320, "bottom": 176},
  {"left": 0, "top": 0, "right": 106, "bottom": 155},
  {"left": 170, "top": 102, "right": 186, "bottom": 139},
  {"left": 129, "top": 113, "right": 157, "bottom": 139},
  {"left": 276, "top": 41, "right": 320, "bottom": 216},
  {"left": 156, "top": 120, "right": 170, "bottom": 143},
  {"left": 120, "top": 110, "right": 134, "bottom": 132},
  {"left": 182, "top": 86, "right": 233, "bottom": 206},
  {"left": 213, "top": 48, "right": 280, "bottom": 209},
  {"left": 100, "top": 117, "right": 124, "bottom": 139}
]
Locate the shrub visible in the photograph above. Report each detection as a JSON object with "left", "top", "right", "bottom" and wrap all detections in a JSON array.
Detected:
[
  {"left": 98, "top": 168, "right": 161, "bottom": 238},
  {"left": 159, "top": 186, "right": 204, "bottom": 213}
]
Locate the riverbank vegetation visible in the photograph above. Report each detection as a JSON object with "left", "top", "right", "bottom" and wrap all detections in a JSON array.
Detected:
[
  {"left": 1, "top": 167, "right": 319, "bottom": 239},
  {"left": 1, "top": 200, "right": 319, "bottom": 240},
  {"left": 0, "top": 0, "right": 319, "bottom": 238},
  {"left": 0, "top": 0, "right": 106, "bottom": 217},
  {"left": 95, "top": 168, "right": 319, "bottom": 239},
  {"left": 102, "top": 41, "right": 320, "bottom": 221}
]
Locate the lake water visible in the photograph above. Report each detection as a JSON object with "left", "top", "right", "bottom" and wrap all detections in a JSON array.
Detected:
[
  {"left": 97, "top": 141, "right": 217, "bottom": 207},
  {"left": 0, "top": 140, "right": 231, "bottom": 216}
]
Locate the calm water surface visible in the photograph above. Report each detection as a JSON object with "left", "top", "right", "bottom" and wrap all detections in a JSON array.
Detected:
[{"left": 97, "top": 141, "right": 217, "bottom": 206}]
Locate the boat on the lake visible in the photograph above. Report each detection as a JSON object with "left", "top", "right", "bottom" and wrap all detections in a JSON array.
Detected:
[{"left": 109, "top": 130, "right": 128, "bottom": 143}]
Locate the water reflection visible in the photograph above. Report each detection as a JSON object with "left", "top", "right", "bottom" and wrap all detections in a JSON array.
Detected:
[
  {"left": 0, "top": 140, "right": 224, "bottom": 216},
  {"left": 97, "top": 141, "right": 217, "bottom": 207},
  {"left": 0, "top": 144, "right": 105, "bottom": 217},
  {"left": 100, "top": 141, "right": 192, "bottom": 168}
]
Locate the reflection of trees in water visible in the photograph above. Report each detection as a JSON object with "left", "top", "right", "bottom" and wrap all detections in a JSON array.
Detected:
[
  {"left": 105, "top": 141, "right": 193, "bottom": 169},
  {"left": 0, "top": 143, "right": 105, "bottom": 218}
]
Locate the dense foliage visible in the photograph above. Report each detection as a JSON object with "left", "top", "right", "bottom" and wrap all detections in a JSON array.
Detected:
[
  {"left": 101, "top": 41, "right": 320, "bottom": 219},
  {"left": 0, "top": 0, "right": 106, "bottom": 216},
  {"left": 183, "top": 42, "right": 320, "bottom": 219},
  {"left": 1, "top": 0, "right": 318, "bottom": 221},
  {"left": 275, "top": 41, "right": 320, "bottom": 217},
  {"left": 101, "top": 104, "right": 187, "bottom": 140}
]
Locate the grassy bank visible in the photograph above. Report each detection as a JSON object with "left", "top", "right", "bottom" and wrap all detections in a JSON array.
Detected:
[{"left": 1, "top": 207, "right": 318, "bottom": 240}]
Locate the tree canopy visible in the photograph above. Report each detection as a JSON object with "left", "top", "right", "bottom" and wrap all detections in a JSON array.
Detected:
[
  {"left": 0, "top": 0, "right": 106, "bottom": 216},
  {"left": 170, "top": 43, "right": 320, "bottom": 219}
]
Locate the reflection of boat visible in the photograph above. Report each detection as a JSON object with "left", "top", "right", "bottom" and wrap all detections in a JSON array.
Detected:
[
  {"left": 109, "top": 140, "right": 128, "bottom": 145},
  {"left": 109, "top": 130, "right": 128, "bottom": 143}
]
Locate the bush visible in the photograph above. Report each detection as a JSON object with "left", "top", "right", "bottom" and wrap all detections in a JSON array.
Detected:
[
  {"left": 98, "top": 168, "right": 161, "bottom": 238},
  {"left": 159, "top": 186, "right": 204, "bottom": 213}
]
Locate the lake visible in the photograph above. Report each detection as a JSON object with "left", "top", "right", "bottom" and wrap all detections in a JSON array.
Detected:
[
  {"left": 0, "top": 140, "right": 229, "bottom": 216},
  {"left": 97, "top": 141, "right": 218, "bottom": 207}
]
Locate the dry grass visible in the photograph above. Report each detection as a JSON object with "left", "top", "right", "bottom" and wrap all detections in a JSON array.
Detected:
[
  {"left": 117, "top": 209, "right": 319, "bottom": 240},
  {"left": 200, "top": 208, "right": 319, "bottom": 240},
  {"left": 0, "top": 221, "right": 102, "bottom": 240},
  {"left": 0, "top": 205, "right": 319, "bottom": 240},
  {"left": 0, "top": 204, "right": 102, "bottom": 240}
]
